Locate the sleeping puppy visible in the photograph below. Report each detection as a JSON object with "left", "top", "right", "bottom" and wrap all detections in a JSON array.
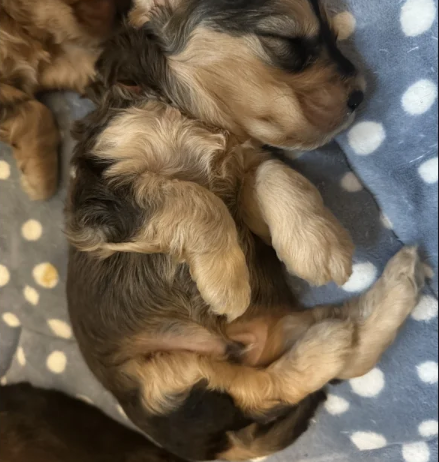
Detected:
[
  {"left": 65, "top": 1, "right": 427, "bottom": 461},
  {"left": 0, "top": 0, "right": 131, "bottom": 200},
  {"left": 0, "top": 383, "right": 186, "bottom": 462},
  {"left": 66, "top": 96, "right": 427, "bottom": 460},
  {"left": 66, "top": 0, "right": 427, "bottom": 460}
]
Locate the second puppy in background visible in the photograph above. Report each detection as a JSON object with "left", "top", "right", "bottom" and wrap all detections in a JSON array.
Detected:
[{"left": 0, "top": 0, "right": 131, "bottom": 200}]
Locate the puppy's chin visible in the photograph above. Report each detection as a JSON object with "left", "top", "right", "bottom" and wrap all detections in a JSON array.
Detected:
[{"left": 267, "top": 111, "right": 357, "bottom": 155}]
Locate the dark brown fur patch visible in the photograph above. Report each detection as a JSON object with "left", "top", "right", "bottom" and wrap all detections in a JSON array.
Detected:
[{"left": 0, "top": 383, "right": 186, "bottom": 462}]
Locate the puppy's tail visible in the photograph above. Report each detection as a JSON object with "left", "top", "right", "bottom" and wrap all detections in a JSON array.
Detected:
[
  {"left": 0, "top": 383, "right": 186, "bottom": 462},
  {"left": 218, "top": 390, "right": 327, "bottom": 461}
]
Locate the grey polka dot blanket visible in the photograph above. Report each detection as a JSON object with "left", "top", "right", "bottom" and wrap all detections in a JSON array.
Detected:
[{"left": 1, "top": 1, "right": 438, "bottom": 461}]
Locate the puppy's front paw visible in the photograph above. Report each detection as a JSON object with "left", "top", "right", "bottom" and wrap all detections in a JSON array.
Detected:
[
  {"left": 190, "top": 247, "right": 251, "bottom": 322},
  {"left": 275, "top": 211, "right": 354, "bottom": 287}
]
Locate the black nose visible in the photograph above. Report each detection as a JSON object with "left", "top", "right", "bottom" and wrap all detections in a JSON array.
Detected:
[{"left": 348, "top": 91, "right": 364, "bottom": 111}]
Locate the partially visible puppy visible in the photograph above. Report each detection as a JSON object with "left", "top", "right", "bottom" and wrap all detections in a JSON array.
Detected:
[
  {"left": 0, "top": 383, "right": 186, "bottom": 462},
  {"left": 0, "top": 0, "right": 131, "bottom": 200}
]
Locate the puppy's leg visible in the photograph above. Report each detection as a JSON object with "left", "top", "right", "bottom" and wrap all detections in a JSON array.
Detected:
[
  {"left": 241, "top": 156, "right": 354, "bottom": 286},
  {"left": 266, "top": 319, "right": 354, "bottom": 406},
  {"left": 337, "top": 246, "right": 427, "bottom": 379},
  {"left": 279, "top": 247, "right": 427, "bottom": 379},
  {"left": 94, "top": 179, "right": 251, "bottom": 322},
  {"left": 126, "top": 322, "right": 352, "bottom": 419},
  {"left": 0, "top": 89, "right": 59, "bottom": 201}
]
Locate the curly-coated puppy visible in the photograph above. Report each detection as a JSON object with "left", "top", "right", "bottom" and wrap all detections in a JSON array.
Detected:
[
  {"left": 0, "top": 0, "right": 130, "bottom": 200},
  {"left": 66, "top": 97, "right": 427, "bottom": 460},
  {"left": 65, "top": 1, "right": 426, "bottom": 460},
  {"left": 64, "top": 1, "right": 426, "bottom": 461},
  {"left": 0, "top": 383, "right": 186, "bottom": 462}
]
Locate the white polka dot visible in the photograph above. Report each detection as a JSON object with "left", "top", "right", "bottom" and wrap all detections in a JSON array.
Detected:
[
  {"left": 0, "top": 376, "right": 7, "bottom": 385},
  {"left": 2, "top": 312, "right": 20, "bottom": 328},
  {"left": 341, "top": 172, "right": 363, "bottom": 192},
  {"left": 0, "top": 264, "right": 10, "bottom": 287},
  {"left": 46, "top": 351, "right": 67, "bottom": 374},
  {"left": 21, "top": 220, "right": 43, "bottom": 241},
  {"left": 47, "top": 319, "right": 72, "bottom": 339},
  {"left": 77, "top": 394, "right": 94, "bottom": 405},
  {"left": 350, "top": 368, "right": 385, "bottom": 398},
  {"left": 419, "top": 158, "right": 438, "bottom": 184},
  {"left": 23, "top": 286, "right": 40, "bottom": 306},
  {"left": 343, "top": 262, "right": 378, "bottom": 293},
  {"left": 33, "top": 263, "right": 59, "bottom": 289},
  {"left": 351, "top": 432, "right": 387, "bottom": 451},
  {"left": 403, "top": 80, "right": 438, "bottom": 116},
  {"left": 419, "top": 420, "right": 438, "bottom": 438},
  {"left": 403, "top": 442, "right": 431, "bottom": 462},
  {"left": 417, "top": 361, "right": 438, "bottom": 384},
  {"left": 348, "top": 122, "right": 386, "bottom": 156},
  {"left": 401, "top": 0, "right": 437, "bottom": 37},
  {"left": 412, "top": 295, "right": 438, "bottom": 321},
  {"left": 333, "top": 12, "right": 357, "bottom": 41},
  {"left": 380, "top": 213, "right": 394, "bottom": 230},
  {"left": 0, "top": 160, "right": 11, "bottom": 180},
  {"left": 117, "top": 404, "right": 128, "bottom": 419},
  {"left": 325, "top": 395, "right": 350, "bottom": 415},
  {"left": 17, "top": 347, "right": 26, "bottom": 366}
]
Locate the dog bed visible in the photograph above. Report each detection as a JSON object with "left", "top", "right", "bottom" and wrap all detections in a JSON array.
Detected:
[{"left": 0, "top": 0, "right": 437, "bottom": 461}]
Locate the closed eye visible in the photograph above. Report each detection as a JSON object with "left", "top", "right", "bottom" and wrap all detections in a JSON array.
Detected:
[{"left": 259, "top": 33, "right": 321, "bottom": 72}]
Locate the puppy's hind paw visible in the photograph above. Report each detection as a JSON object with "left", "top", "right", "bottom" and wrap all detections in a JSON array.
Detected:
[{"left": 384, "top": 246, "right": 427, "bottom": 295}]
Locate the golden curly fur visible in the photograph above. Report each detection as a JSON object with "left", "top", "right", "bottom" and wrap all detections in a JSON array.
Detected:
[{"left": 0, "top": 0, "right": 126, "bottom": 200}]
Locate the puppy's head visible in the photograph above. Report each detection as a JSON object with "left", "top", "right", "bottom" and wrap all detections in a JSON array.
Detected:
[{"left": 98, "top": 0, "right": 364, "bottom": 150}]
